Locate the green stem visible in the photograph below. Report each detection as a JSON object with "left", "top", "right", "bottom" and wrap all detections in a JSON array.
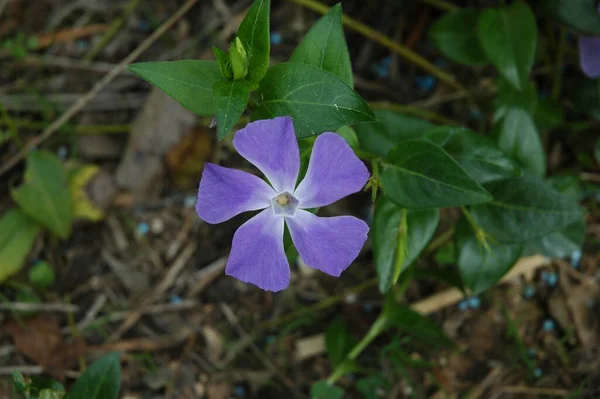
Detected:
[
  {"left": 369, "top": 101, "right": 459, "bottom": 125},
  {"left": 392, "top": 209, "right": 408, "bottom": 284},
  {"left": 287, "top": 0, "right": 469, "bottom": 94},
  {"left": 460, "top": 206, "right": 479, "bottom": 233},
  {"left": 418, "top": 0, "right": 460, "bottom": 12}
]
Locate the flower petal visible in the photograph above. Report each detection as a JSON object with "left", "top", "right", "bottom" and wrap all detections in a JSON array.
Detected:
[
  {"left": 233, "top": 117, "right": 300, "bottom": 193},
  {"left": 196, "top": 163, "right": 275, "bottom": 224},
  {"left": 226, "top": 209, "right": 290, "bottom": 291},
  {"left": 286, "top": 210, "right": 369, "bottom": 277},
  {"left": 294, "top": 133, "right": 370, "bottom": 208},
  {"left": 579, "top": 36, "right": 600, "bottom": 79}
]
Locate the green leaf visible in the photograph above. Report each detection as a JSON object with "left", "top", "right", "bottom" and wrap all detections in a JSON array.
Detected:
[
  {"left": 456, "top": 218, "right": 522, "bottom": 295},
  {"left": 39, "top": 389, "right": 66, "bottom": 399},
  {"left": 495, "top": 108, "right": 545, "bottom": 176},
  {"left": 237, "top": 0, "right": 270, "bottom": 83},
  {"left": 253, "top": 62, "right": 375, "bottom": 138},
  {"left": 429, "top": 8, "right": 488, "bottom": 65},
  {"left": 70, "top": 353, "right": 120, "bottom": 399},
  {"left": 381, "top": 139, "right": 492, "bottom": 209},
  {"left": 311, "top": 381, "right": 344, "bottom": 399},
  {"left": 213, "top": 46, "right": 232, "bottom": 79},
  {"left": 0, "top": 209, "right": 39, "bottom": 283},
  {"left": 325, "top": 318, "right": 354, "bottom": 367},
  {"left": 383, "top": 302, "right": 453, "bottom": 347},
  {"left": 335, "top": 125, "right": 359, "bottom": 148},
  {"left": 424, "top": 126, "right": 522, "bottom": 183},
  {"left": 356, "top": 375, "right": 390, "bottom": 399},
  {"left": 28, "top": 261, "right": 56, "bottom": 289},
  {"left": 470, "top": 174, "right": 585, "bottom": 244},
  {"left": 541, "top": 0, "right": 600, "bottom": 35},
  {"left": 127, "top": 61, "right": 224, "bottom": 116},
  {"left": 354, "top": 109, "right": 434, "bottom": 157},
  {"left": 493, "top": 77, "right": 537, "bottom": 122},
  {"left": 373, "top": 197, "right": 439, "bottom": 293},
  {"left": 524, "top": 219, "right": 585, "bottom": 259},
  {"left": 11, "top": 150, "right": 72, "bottom": 239},
  {"left": 477, "top": 1, "right": 537, "bottom": 91},
  {"left": 291, "top": 3, "right": 353, "bottom": 86},
  {"left": 213, "top": 80, "right": 251, "bottom": 139}
]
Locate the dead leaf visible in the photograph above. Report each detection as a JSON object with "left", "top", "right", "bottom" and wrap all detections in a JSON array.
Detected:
[
  {"left": 3, "top": 315, "right": 86, "bottom": 380},
  {"left": 166, "top": 127, "right": 213, "bottom": 188}
]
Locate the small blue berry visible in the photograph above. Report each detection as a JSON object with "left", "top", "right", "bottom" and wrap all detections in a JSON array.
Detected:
[
  {"left": 469, "top": 108, "right": 483, "bottom": 121},
  {"left": 373, "top": 64, "right": 389, "bottom": 78},
  {"left": 533, "top": 368, "right": 542, "bottom": 378},
  {"left": 363, "top": 303, "right": 374, "bottom": 313},
  {"left": 183, "top": 195, "right": 197, "bottom": 208},
  {"left": 270, "top": 32, "right": 283, "bottom": 45},
  {"left": 138, "top": 20, "right": 151, "bottom": 32},
  {"left": 523, "top": 285, "right": 536, "bottom": 299},
  {"left": 527, "top": 347, "right": 537, "bottom": 358},
  {"left": 569, "top": 250, "right": 582, "bottom": 268},
  {"left": 380, "top": 56, "right": 392, "bottom": 67},
  {"left": 137, "top": 222, "right": 149, "bottom": 235},
  {"left": 457, "top": 300, "right": 469, "bottom": 311},
  {"left": 415, "top": 75, "right": 437, "bottom": 91},
  {"left": 75, "top": 40, "right": 89, "bottom": 51},
  {"left": 542, "top": 319, "right": 555, "bottom": 332},
  {"left": 56, "top": 146, "right": 68, "bottom": 160},
  {"left": 545, "top": 272, "right": 558, "bottom": 287},
  {"left": 467, "top": 296, "right": 480, "bottom": 309},
  {"left": 234, "top": 385, "right": 246, "bottom": 397},
  {"left": 265, "top": 335, "right": 276, "bottom": 345},
  {"left": 169, "top": 295, "right": 183, "bottom": 305}
]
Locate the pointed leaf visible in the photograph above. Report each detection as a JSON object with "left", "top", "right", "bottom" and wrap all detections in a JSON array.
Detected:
[
  {"left": 291, "top": 3, "right": 353, "bottom": 86},
  {"left": 424, "top": 126, "right": 521, "bottom": 183},
  {"left": 456, "top": 217, "right": 522, "bottom": 294},
  {"left": 127, "top": 61, "right": 224, "bottom": 116},
  {"left": 325, "top": 318, "right": 354, "bottom": 367},
  {"left": 311, "top": 381, "right": 344, "bottom": 399},
  {"left": 213, "top": 80, "right": 251, "bottom": 139},
  {"left": 70, "top": 353, "right": 120, "bottom": 399},
  {"left": 429, "top": 8, "right": 488, "bottom": 65},
  {"left": 11, "top": 150, "right": 72, "bottom": 239},
  {"left": 383, "top": 302, "right": 453, "bottom": 347},
  {"left": 524, "top": 219, "right": 586, "bottom": 259},
  {"left": 253, "top": 62, "right": 375, "bottom": 138},
  {"left": 0, "top": 209, "right": 40, "bottom": 283},
  {"left": 495, "top": 108, "right": 545, "bottom": 176},
  {"left": 541, "top": 0, "right": 600, "bottom": 35},
  {"left": 493, "top": 77, "right": 537, "bottom": 122},
  {"left": 381, "top": 139, "right": 492, "bottom": 209},
  {"left": 373, "top": 197, "right": 439, "bottom": 293},
  {"left": 477, "top": 1, "right": 537, "bottom": 91},
  {"left": 237, "top": 0, "right": 270, "bottom": 83},
  {"left": 470, "top": 174, "right": 585, "bottom": 244}
]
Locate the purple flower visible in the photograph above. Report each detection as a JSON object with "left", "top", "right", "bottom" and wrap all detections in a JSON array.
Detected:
[
  {"left": 196, "top": 117, "right": 370, "bottom": 292},
  {"left": 579, "top": 37, "right": 600, "bottom": 78}
]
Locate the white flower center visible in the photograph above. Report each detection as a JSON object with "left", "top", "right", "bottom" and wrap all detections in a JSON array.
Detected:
[{"left": 271, "top": 192, "right": 299, "bottom": 216}]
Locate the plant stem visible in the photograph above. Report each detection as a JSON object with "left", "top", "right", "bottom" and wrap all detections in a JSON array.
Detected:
[
  {"left": 287, "top": 0, "right": 468, "bottom": 94},
  {"left": 418, "top": 0, "right": 460, "bottom": 12},
  {"left": 369, "top": 101, "right": 458, "bottom": 125},
  {"left": 392, "top": 209, "right": 408, "bottom": 284}
]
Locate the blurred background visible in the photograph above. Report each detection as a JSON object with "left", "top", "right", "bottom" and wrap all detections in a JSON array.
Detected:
[{"left": 1, "top": 0, "right": 600, "bottom": 397}]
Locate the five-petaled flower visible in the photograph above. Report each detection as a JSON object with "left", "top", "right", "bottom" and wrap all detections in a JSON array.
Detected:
[{"left": 195, "top": 117, "right": 370, "bottom": 291}]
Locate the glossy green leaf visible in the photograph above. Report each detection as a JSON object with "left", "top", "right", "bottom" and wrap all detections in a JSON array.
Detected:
[
  {"left": 291, "top": 3, "right": 353, "bottom": 86},
  {"left": 127, "top": 61, "right": 224, "bottom": 116},
  {"left": 70, "top": 353, "right": 120, "bottom": 399},
  {"left": 429, "top": 9, "right": 488, "bottom": 65},
  {"left": 470, "top": 174, "right": 585, "bottom": 244},
  {"left": 456, "top": 218, "right": 522, "bottom": 295},
  {"left": 477, "top": 1, "right": 537, "bottom": 91},
  {"left": 493, "top": 77, "right": 537, "bottom": 122},
  {"left": 237, "top": 0, "right": 270, "bottom": 83},
  {"left": 541, "top": 0, "right": 600, "bottom": 35},
  {"left": 495, "top": 108, "right": 545, "bottom": 177},
  {"left": 381, "top": 139, "right": 492, "bottom": 209},
  {"left": 28, "top": 260, "right": 56, "bottom": 289},
  {"left": 11, "top": 150, "right": 72, "bottom": 239},
  {"left": 213, "top": 80, "right": 251, "bottom": 139},
  {"left": 311, "top": 381, "right": 344, "bottom": 399},
  {"left": 354, "top": 109, "right": 434, "bottom": 157},
  {"left": 373, "top": 197, "right": 439, "bottom": 293},
  {"left": 325, "top": 318, "right": 354, "bottom": 367},
  {"left": 524, "top": 219, "right": 585, "bottom": 259},
  {"left": 253, "top": 62, "right": 375, "bottom": 138},
  {"left": 383, "top": 301, "right": 453, "bottom": 347},
  {"left": 335, "top": 125, "right": 359, "bottom": 147},
  {"left": 212, "top": 46, "right": 232, "bottom": 80},
  {"left": 424, "top": 126, "right": 521, "bottom": 183},
  {"left": 0, "top": 209, "right": 39, "bottom": 283}
]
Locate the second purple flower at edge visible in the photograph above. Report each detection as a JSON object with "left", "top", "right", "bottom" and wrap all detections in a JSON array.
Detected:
[{"left": 195, "top": 117, "right": 370, "bottom": 292}]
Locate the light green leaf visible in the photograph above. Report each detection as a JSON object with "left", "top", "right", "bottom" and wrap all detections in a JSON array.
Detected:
[
  {"left": 423, "top": 126, "right": 521, "bottom": 183},
  {"left": 291, "top": 3, "right": 353, "bottom": 86},
  {"left": 213, "top": 80, "right": 251, "bottom": 139},
  {"left": 253, "top": 62, "right": 375, "bottom": 138},
  {"left": 383, "top": 301, "right": 453, "bottom": 347},
  {"left": 237, "top": 0, "right": 270, "bottom": 83},
  {"left": 0, "top": 209, "right": 40, "bottom": 283},
  {"left": 70, "top": 353, "right": 120, "bottom": 399},
  {"left": 373, "top": 197, "right": 439, "bottom": 293},
  {"left": 325, "top": 318, "right": 354, "bottom": 367},
  {"left": 335, "top": 125, "right": 359, "bottom": 147},
  {"left": 429, "top": 8, "right": 488, "bottom": 65},
  {"left": 311, "top": 381, "right": 344, "bottom": 399},
  {"left": 212, "top": 46, "right": 232, "bottom": 79},
  {"left": 493, "top": 77, "right": 537, "bottom": 122},
  {"left": 495, "top": 108, "right": 545, "bottom": 176},
  {"left": 381, "top": 139, "right": 492, "bottom": 209},
  {"left": 524, "top": 219, "right": 586, "bottom": 259},
  {"left": 456, "top": 218, "right": 522, "bottom": 295},
  {"left": 28, "top": 260, "right": 55, "bottom": 289},
  {"left": 354, "top": 109, "right": 434, "bottom": 157},
  {"left": 541, "top": 0, "right": 600, "bottom": 35},
  {"left": 470, "top": 174, "right": 585, "bottom": 244},
  {"left": 477, "top": 1, "right": 537, "bottom": 91},
  {"left": 127, "top": 61, "right": 224, "bottom": 116},
  {"left": 11, "top": 150, "right": 72, "bottom": 239}
]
